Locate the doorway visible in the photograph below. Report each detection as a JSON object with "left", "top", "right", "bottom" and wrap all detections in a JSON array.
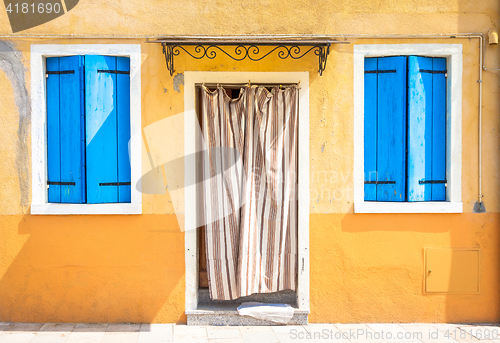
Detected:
[{"left": 183, "top": 71, "right": 310, "bottom": 313}]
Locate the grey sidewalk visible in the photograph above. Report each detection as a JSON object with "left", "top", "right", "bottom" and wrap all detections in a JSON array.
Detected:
[{"left": 0, "top": 322, "right": 500, "bottom": 343}]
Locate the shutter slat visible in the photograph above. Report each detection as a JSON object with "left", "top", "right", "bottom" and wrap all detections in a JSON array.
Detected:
[
  {"left": 376, "top": 56, "right": 407, "bottom": 201},
  {"left": 431, "top": 58, "right": 447, "bottom": 200},
  {"left": 47, "top": 56, "right": 85, "bottom": 203},
  {"left": 85, "top": 55, "right": 119, "bottom": 203},
  {"left": 46, "top": 57, "right": 61, "bottom": 203},
  {"left": 364, "top": 57, "right": 378, "bottom": 201},
  {"left": 408, "top": 56, "right": 431, "bottom": 201},
  {"left": 116, "top": 57, "right": 131, "bottom": 203}
]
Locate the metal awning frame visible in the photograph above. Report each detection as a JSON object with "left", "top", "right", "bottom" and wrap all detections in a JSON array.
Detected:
[{"left": 148, "top": 38, "right": 349, "bottom": 76}]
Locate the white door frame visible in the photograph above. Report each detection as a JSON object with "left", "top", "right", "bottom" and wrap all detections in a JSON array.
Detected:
[{"left": 183, "top": 71, "right": 310, "bottom": 312}]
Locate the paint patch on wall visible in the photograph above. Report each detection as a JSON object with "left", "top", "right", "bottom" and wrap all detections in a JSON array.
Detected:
[
  {"left": 173, "top": 73, "right": 184, "bottom": 92},
  {"left": 0, "top": 41, "right": 31, "bottom": 211},
  {"left": 473, "top": 201, "right": 486, "bottom": 213}
]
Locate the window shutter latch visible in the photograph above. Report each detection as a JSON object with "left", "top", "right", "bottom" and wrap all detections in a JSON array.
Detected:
[
  {"left": 418, "top": 180, "right": 447, "bottom": 184},
  {"left": 364, "top": 181, "right": 396, "bottom": 184},
  {"left": 47, "top": 181, "right": 76, "bottom": 186},
  {"left": 99, "top": 182, "right": 131, "bottom": 186},
  {"left": 46, "top": 70, "right": 75, "bottom": 78}
]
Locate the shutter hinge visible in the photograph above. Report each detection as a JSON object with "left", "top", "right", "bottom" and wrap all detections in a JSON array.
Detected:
[
  {"left": 99, "top": 182, "right": 131, "bottom": 186},
  {"left": 364, "top": 181, "right": 396, "bottom": 185},
  {"left": 46, "top": 70, "right": 75, "bottom": 77},
  {"left": 47, "top": 181, "right": 76, "bottom": 186},
  {"left": 97, "top": 69, "right": 130, "bottom": 75},
  {"left": 419, "top": 69, "right": 447, "bottom": 74},
  {"left": 365, "top": 69, "right": 397, "bottom": 74}
]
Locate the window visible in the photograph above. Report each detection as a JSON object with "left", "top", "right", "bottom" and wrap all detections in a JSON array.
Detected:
[
  {"left": 364, "top": 55, "right": 446, "bottom": 202},
  {"left": 353, "top": 44, "right": 463, "bottom": 213},
  {"left": 46, "top": 55, "right": 131, "bottom": 204},
  {"left": 31, "top": 44, "right": 141, "bottom": 215}
]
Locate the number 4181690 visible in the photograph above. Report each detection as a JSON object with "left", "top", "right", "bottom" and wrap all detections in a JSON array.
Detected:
[{"left": 6, "top": 2, "right": 61, "bottom": 14}]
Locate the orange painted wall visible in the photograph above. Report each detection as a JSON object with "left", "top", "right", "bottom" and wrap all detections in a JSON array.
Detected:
[
  {"left": 0, "top": 0, "right": 499, "bottom": 324},
  {"left": 0, "top": 215, "right": 186, "bottom": 323},
  {"left": 310, "top": 213, "right": 500, "bottom": 323}
]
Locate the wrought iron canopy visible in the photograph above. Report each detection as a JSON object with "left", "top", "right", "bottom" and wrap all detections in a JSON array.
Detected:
[{"left": 150, "top": 38, "right": 348, "bottom": 76}]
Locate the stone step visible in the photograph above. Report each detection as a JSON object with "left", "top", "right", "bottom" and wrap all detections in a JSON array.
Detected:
[
  {"left": 186, "top": 302, "right": 308, "bottom": 326},
  {"left": 198, "top": 288, "right": 297, "bottom": 305}
]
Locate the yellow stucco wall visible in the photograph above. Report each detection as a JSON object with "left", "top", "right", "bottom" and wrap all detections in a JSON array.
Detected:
[{"left": 0, "top": 0, "right": 499, "bottom": 323}]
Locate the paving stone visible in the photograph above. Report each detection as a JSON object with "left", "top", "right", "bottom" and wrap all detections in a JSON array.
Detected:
[
  {"left": 138, "top": 323, "right": 173, "bottom": 342},
  {"left": 0, "top": 331, "right": 39, "bottom": 343},
  {"left": 240, "top": 331, "right": 280, "bottom": 343},
  {"left": 66, "top": 331, "right": 107, "bottom": 343},
  {"left": 106, "top": 324, "right": 141, "bottom": 333},
  {"left": 101, "top": 332, "right": 140, "bottom": 343},
  {"left": 4, "top": 323, "right": 44, "bottom": 332},
  {"left": 271, "top": 325, "right": 307, "bottom": 334},
  {"left": 206, "top": 326, "right": 242, "bottom": 339},
  {"left": 73, "top": 323, "right": 108, "bottom": 333},
  {"left": 210, "top": 339, "right": 246, "bottom": 343},
  {"left": 173, "top": 325, "right": 207, "bottom": 340},
  {"left": 30, "top": 331, "right": 72, "bottom": 343},
  {"left": 239, "top": 326, "right": 274, "bottom": 333}
]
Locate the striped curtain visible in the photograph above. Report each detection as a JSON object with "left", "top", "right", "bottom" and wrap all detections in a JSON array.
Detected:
[{"left": 200, "top": 85, "right": 298, "bottom": 300}]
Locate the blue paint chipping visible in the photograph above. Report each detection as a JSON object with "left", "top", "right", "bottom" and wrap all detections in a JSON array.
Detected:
[
  {"left": 85, "top": 55, "right": 131, "bottom": 204},
  {"left": 408, "top": 56, "right": 446, "bottom": 201}
]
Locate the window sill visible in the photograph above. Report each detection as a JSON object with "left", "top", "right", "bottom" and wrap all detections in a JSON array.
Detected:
[
  {"left": 354, "top": 201, "right": 463, "bottom": 214},
  {"left": 31, "top": 203, "right": 142, "bottom": 215}
]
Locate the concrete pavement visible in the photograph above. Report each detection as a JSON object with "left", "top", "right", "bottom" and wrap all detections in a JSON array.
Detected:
[{"left": 0, "top": 322, "right": 499, "bottom": 342}]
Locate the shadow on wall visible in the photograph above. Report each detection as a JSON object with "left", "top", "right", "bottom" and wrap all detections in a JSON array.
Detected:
[
  {"left": 339, "top": 211, "right": 500, "bottom": 323},
  {"left": 446, "top": 0, "right": 500, "bottom": 323},
  {"left": 0, "top": 43, "right": 190, "bottom": 324},
  {"left": 341, "top": 211, "right": 458, "bottom": 233},
  {"left": 0, "top": 214, "right": 185, "bottom": 323}
]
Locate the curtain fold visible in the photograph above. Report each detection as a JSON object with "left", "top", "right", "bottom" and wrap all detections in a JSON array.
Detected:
[{"left": 201, "top": 85, "right": 298, "bottom": 300}]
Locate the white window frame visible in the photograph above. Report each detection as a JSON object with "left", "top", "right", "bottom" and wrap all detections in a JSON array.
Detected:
[
  {"left": 31, "top": 44, "right": 142, "bottom": 215},
  {"left": 353, "top": 44, "right": 463, "bottom": 213},
  {"left": 183, "top": 71, "right": 310, "bottom": 313}
]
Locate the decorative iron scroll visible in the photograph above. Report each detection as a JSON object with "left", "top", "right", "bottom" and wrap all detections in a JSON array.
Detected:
[{"left": 162, "top": 42, "right": 331, "bottom": 76}]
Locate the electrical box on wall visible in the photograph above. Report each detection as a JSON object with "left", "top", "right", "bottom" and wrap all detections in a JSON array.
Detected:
[{"left": 424, "top": 248, "right": 480, "bottom": 294}]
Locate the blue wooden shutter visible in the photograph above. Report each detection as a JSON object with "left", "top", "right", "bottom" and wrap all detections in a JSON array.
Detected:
[
  {"left": 364, "top": 56, "right": 407, "bottom": 201},
  {"left": 85, "top": 55, "right": 131, "bottom": 204},
  {"left": 46, "top": 56, "right": 86, "bottom": 203},
  {"left": 407, "top": 56, "right": 446, "bottom": 201}
]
